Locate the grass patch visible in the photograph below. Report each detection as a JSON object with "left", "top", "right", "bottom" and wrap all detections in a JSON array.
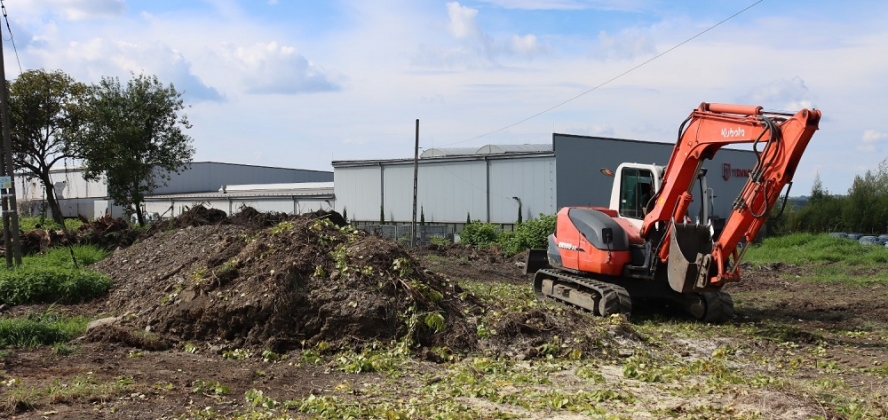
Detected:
[
  {"left": 0, "top": 266, "right": 111, "bottom": 305},
  {"left": 3, "top": 373, "right": 134, "bottom": 413},
  {"left": 23, "top": 245, "right": 109, "bottom": 269},
  {"left": 17, "top": 216, "right": 83, "bottom": 232},
  {"left": 744, "top": 233, "right": 888, "bottom": 284},
  {"left": 745, "top": 233, "right": 888, "bottom": 266},
  {"left": 0, "top": 310, "right": 89, "bottom": 347}
]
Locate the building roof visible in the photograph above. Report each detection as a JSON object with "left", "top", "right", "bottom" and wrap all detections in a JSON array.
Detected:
[
  {"left": 420, "top": 144, "right": 552, "bottom": 158},
  {"left": 146, "top": 182, "right": 334, "bottom": 201}
]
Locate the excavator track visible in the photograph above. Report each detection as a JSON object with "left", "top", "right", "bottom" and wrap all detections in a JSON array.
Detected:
[
  {"left": 533, "top": 269, "right": 632, "bottom": 317},
  {"left": 683, "top": 291, "right": 735, "bottom": 323}
]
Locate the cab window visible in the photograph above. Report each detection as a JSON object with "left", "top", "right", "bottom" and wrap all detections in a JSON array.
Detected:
[{"left": 619, "top": 168, "right": 654, "bottom": 219}]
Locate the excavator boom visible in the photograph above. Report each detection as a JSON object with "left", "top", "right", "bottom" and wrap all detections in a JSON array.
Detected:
[{"left": 643, "top": 103, "right": 821, "bottom": 290}]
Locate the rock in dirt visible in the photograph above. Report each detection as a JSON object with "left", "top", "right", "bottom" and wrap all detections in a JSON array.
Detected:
[{"left": 86, "top": 316, "right": 120, "bottom": 332}]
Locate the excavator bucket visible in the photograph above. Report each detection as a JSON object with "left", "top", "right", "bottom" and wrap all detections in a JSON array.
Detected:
[
  {"left": 524, "top": 249, "right": 549, "bottom": 275},
  {"left": 667, "top": 222, "right": 714, "bottom": 293}
]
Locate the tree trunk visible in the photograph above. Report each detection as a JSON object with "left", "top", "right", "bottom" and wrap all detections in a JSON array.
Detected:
[
  {"left": 134, "top": 204, "right": 145, "bottom": 227},
  {"left": 39, "top": 174, "right": 65, "bottom": 226}
]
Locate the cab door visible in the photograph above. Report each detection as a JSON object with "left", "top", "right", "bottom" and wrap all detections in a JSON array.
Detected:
[{"left": 618, "top": 167, "right": 655, "bottom": 220}]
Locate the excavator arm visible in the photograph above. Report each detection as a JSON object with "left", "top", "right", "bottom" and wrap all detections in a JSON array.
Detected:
[{"left": 641, "top": 103, "right": 821, "bottom": 290}]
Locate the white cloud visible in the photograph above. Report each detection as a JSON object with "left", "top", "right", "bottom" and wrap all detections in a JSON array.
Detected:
[
  {"left": 511, "top": 34, "right": 542, "bottom": 55},
  {"left": 417, "top": 2, "right": 544, "bottom": 68},
  {"left": 859, "top": 129, "right": 887, "bottom": 152},
  {"left": 217, "top": 41, "right": 342, "bottom": 95},
  {"left": 739, "top": 77, "right": 816, "bottom": 111},
  {"left": 592, "top": 28, "right": 656, "bottom": 61},
  {"left": 475, "top": 0, "right": 649, "bottom": 11},
  {"left": 20, "top": 0, "right": 126, "bottom": 20},
  {"left": 447, "top": 2, "right": 480, "bottom": 39},
  {"left": 31, "top": 37, "right": 222, "bottom": 101}
]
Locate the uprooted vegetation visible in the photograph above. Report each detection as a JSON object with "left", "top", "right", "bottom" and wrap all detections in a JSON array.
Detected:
[
  {"left": 94, "top": 209, "right": 470, "bottom": 352},
  {"left": 86, "top": 206, "right": 637, "bottom": 359}
]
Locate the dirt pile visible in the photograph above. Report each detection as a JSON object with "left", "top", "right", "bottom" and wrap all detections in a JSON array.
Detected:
[{"left": 92, "top": 206, "right": 475, "bottom": 352}]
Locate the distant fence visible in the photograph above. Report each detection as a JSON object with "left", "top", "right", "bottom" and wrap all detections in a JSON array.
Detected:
[{"left": 360, "top": 224, "right": 453, "bottom": 246}]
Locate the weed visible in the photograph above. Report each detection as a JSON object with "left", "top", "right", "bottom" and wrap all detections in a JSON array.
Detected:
[
  {"left": 222, "top": 348, "right": 252, "bottom": 360},
  {"left": 261, "top": 349, "right": 285, "bottom": 363},
  {"left": 190, "top": 267, "right": 207, "bottom": 284},
  {"left": 50, "top": 342, "right": 76, "bottom": 356},
  {"left": 244, "top": 388, "right": 278, "bottom": 409},
  {"left": 270, "top": 221, "right": 294, "bottom": 235},
  {"left": 192, "top": 380, "right": 230, "bottom": 396}
]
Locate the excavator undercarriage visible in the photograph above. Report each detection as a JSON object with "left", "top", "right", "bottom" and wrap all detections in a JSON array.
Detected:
[{"left": 527, "top": 253, "right": 735, "bottom": 323}]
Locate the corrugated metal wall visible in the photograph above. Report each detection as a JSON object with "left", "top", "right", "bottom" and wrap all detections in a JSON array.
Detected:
[
  {"left": 554, "top": 134, "right": 758, "bottom": 219},
  {"left": 153, "top": 162, "right": 333, "bottom": 194},
  {"left": 334, "top": 155, "right": 556, "bottom": 224},
  {"left": 142, "top": 197, "right": 333, "bottom": 218}
]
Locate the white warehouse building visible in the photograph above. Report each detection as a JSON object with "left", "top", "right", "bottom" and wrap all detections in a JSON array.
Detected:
[
  {"left": 15, "top": 162, "right": 333, "bottom": 219},
  {"left": 332, "top": 134, "right": 759, "bottom": 228}
]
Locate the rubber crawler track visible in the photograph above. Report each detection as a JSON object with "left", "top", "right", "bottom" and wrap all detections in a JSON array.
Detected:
[{"left": 533, "top": 269, "right": 632, "bottom": 317}]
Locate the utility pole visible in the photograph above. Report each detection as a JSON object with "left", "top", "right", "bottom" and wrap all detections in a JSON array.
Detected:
[
  {"left": 0, "top": 32, "right": 23, "bottom": 267},
  {"left": 410, "top": 119, "right": 419, "bottom": 248}
]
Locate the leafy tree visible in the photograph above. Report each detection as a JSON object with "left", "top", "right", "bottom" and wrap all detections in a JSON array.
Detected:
[
  {"left": 76, "top": 74, "right": 194, "bottom": 226},
  {"left": 842, "top": 162, "right": 888, "bottom": 233},
  {"left": 785, "top": 172, "right": 845, "bottom": 233},
  {"left": 8, "top": 69, "right": 88, "bottom": 225}
]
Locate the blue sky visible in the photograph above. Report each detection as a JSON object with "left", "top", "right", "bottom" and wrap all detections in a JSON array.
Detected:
[{"left": 9, "top": 0, "right": 888, "bottom": 195}]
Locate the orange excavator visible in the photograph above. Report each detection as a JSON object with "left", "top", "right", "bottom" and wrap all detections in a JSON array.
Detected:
[{"left": 526, "top": 102, "right": 822, "bottom": 322}]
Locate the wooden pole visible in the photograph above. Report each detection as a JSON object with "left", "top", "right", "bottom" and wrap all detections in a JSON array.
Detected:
[
  {"left": 411, "top": 119, "right": 419, "bottom": 248},
  {"left": 0, "top": 32, "right": 22, "bottom": 267}
]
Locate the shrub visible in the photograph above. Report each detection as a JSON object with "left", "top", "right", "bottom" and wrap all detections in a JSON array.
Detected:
[
  {"left": 499, "top": 214, "right": 556, "bottom": 255},
  {"left": 0, "top": 266, "right": 112, "bottom": 305},
  {"left": 461, "top": 221, "right": 501, "bottom": 248}
]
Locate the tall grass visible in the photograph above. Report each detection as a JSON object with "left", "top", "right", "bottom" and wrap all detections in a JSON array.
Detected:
[
  {"left": 0, "top": 266, "right": 111, "bottom": 305},
  {"left": 24, "top": 245, "right": 109, "bottom": 268},
  {"left": 0, "top": 310, "right": 89, "bottom": 347}
]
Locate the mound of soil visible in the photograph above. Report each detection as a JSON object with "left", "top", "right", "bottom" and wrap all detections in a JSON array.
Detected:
[{"left": 94, "top": 212, "right": 475, "bottom": 353}]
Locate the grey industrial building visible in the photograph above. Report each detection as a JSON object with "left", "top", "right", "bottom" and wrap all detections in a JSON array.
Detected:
[
  {"left": 15, "top": 135, "right": 758, "bottom": 228},
  {"left": 332, "top": 134, "right": 759, "bottom": 227}
]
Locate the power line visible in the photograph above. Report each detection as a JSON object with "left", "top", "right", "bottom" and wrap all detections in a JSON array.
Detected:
[
  {"left": 1, "top": 0, "right": 23, "bottom": 75},
  {"left": 446, "top": 0, "right": 765, "bottom": 147}
]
